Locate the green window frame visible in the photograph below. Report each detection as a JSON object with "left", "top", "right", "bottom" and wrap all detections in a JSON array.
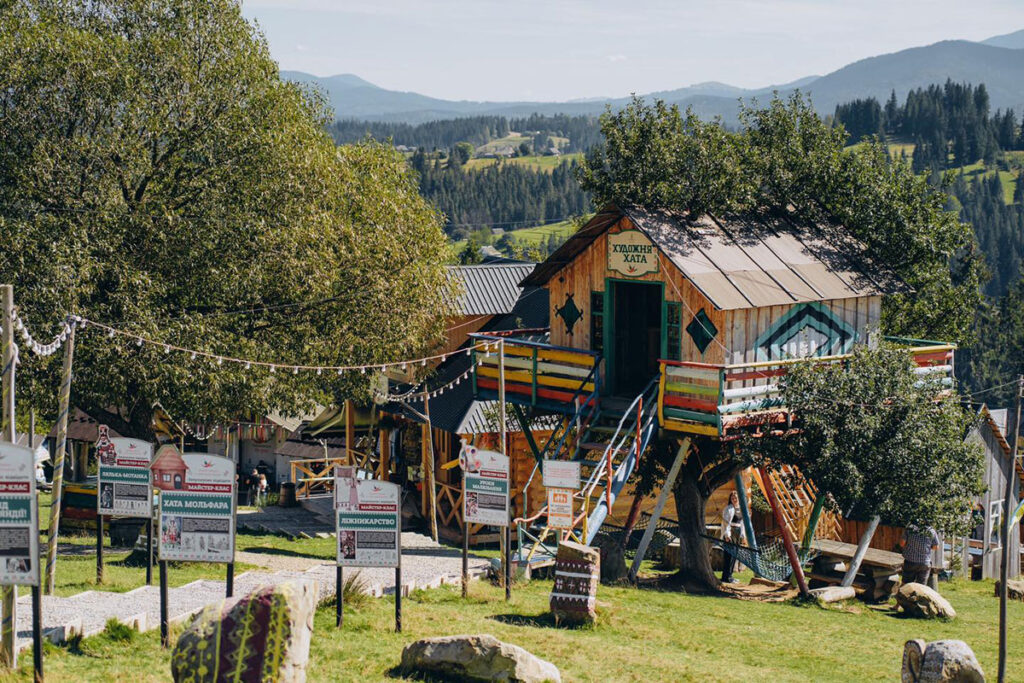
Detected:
[
  {"left": 590, "top": 291, "right": 604, "bottom": 353},
  {"left": 665, "top": 302, "right": 682, "bottom": 361}
]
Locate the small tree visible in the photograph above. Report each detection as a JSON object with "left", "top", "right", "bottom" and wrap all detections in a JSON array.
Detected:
[{"left": 757, "top": 346, "right": 984, "bottom": 535}]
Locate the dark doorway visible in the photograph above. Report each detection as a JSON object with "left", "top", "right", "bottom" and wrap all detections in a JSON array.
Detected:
[{"left": 610, "top": 280, "right": 663, "bottom": 396}]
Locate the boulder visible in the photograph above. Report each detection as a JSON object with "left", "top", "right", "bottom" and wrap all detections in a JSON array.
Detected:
[
  {"left": 171, "top": 580, "right": 316, "bottom": 683},
  {"left": 896, "top": 582, "right": 957, "bottom": 620},
  {"left": 400, "top": 634, "right": 560, "bottom": 683},
  {"left": 994, "top": 579, "right": 1024, "bottom": 601},
  {"left": 808, "top": 586, "right": 856, "bottom": 604},
  {"left": 549, "top": 541, "right": 599, "bottom": 624},
  {"left": 902, "top": 639, "right": 984, "bottom": 682}
]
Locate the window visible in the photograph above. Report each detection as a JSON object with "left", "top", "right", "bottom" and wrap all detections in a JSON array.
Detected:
[
  {"left": 666, "top": 302, "right": 682, "bottom": 360},
  {"left": 162, "top": 473, "right": 170, "bottom": 483},
  {"left": 590, "top": 291, "right": 604, "bottom": 353},
  {"left": 989, "top": 500, "right": 1004, "bottom": 549}
]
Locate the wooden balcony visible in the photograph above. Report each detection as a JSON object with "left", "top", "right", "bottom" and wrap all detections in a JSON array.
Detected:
[
  {"left": 470, "top": 333, "right": 601, "bottom": 415},
  {"left": 659, "top": 338, "right": 956, "bottom": 438}
]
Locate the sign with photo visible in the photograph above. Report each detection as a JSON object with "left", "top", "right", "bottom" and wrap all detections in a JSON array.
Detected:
[
  {"left": 335, "top": 468, "right": 400, "bottom": 568},
  {"left": 154, "top": 447, "right": 235, "bottom": 563},
  {"left": 460, "top": 443, "right": 509, "bottom": 527},
  {"left": 546, "top": 488, "right": 574, "bottom": 530},
  {"left": 0, "top": 443, "right": 38, "bottom": 586},
  {"left": 96, "top": 425, "right": 153, "bottom": 518},
  {"left": 607, "top": 229, "right": 658, "bottom": 278},
  {"left": 542, "top": 460, "right": 581, "bottom": 490}
]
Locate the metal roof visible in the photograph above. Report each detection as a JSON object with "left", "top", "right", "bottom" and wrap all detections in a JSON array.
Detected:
[
  {"left": 522, "top": 204, "right": 907, "bottom": 311},
  {"left": 446, "top": 263, "right": 537, "bottom": 316}
]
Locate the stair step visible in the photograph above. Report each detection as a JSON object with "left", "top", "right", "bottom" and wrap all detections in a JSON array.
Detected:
[{"left": 586, "top": 425, "right": 620, "bottom": 434}]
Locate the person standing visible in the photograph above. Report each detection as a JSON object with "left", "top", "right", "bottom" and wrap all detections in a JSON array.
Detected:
[
  {"left": 257, "top": 473, "right": 268, "bottom": 507},
  {"left": 247, "top": 468, "right": 259, "bottom": 506},
  {"left": 720, "top": 490, "right": 746, "bottom": 584},
  {"left": 899, "top": 525, "right": 940, "bottom": 585}
]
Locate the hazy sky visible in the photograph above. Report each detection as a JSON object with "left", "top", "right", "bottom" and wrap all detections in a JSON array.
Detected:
[{"left": 241, "top": 0, "right": 1024, "bottom": 102}]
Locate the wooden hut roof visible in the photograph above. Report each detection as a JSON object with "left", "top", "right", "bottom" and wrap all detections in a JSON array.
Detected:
[
  {"left": 446, "top": 263, "right": 537, "bottom": 315},
  {"left": 522, "top": 204, "right": 908, "bottom": 310}
]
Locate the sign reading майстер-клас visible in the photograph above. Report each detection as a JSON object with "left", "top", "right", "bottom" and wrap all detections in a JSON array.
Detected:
[
  {"left": 0, "top": 443, "right": 38, "bottom": 586},
  {"left": 460, "top": 444, "right": 509, "bottom": 527},
  {"left": 96, "top": 424, "right": 153, "bottom": 518},
  {"left": 335, "top": 466, "right": 400, "bottom": 568},
  {"left": 154, "top": 447, "right": 235, "bottom": 564}
]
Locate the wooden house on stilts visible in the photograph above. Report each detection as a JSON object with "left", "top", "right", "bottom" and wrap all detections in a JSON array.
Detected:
[{"left": 471, "top": 204, "right": 957, "bottom": 570}]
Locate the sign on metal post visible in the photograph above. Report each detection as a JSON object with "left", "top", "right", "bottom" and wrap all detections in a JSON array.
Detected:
[
  {"left": 461, "top": 444, "right": 509, "bottom": 527},
  {"left": 0, "top": 444, "right": 39, "bottom": 587},
  {"left": 155, "top": 449, "right": 235, "bottom": 564},
  {"left": 97, "top": 428, "right": 153, "bottom": 518},
  {"left": 546, "top": 488, "right": 574, "bottom": 530},
  {"left": 335, "top": 467, "right": 400, "bottom": 568},
  {"left": 542, "top": 460, "right": 580, "bottom": 490}
]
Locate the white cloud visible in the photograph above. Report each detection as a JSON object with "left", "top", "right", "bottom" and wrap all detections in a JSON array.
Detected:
[{"left": 607, "top": 54, "right": 627, "bottom": 63}]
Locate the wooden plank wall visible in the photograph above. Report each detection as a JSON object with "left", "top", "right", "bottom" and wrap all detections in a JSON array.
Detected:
[
  {"left": 439, "top": 314, "right": 492, "bottom": 360},
  {"left": 723, "top": 296, "right": 881, "bottom": 366}
]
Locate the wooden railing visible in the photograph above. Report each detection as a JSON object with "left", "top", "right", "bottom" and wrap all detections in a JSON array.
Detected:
[
  {"left": 659, "top": 340, "right": 956, "bottom": 438},
  {"left": 470, "top": 333, "right": 601, "bottom": 415},
  {"left": 290, "top": 453, "right": 372, "bottom": 498}
]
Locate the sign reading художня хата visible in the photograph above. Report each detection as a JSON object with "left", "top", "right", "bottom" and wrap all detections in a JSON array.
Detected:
[
  {"left": 608, "top": 229, "right": 658, "bottom": 277},
  {"left": 153, "top": 447, "right": 235, "bottom": 563},
  {"left": 96, "top": 424, "right": 153, "bottom": 518},
  {"left": 0, "top": 443, "right": 38, "bottom": 586}
]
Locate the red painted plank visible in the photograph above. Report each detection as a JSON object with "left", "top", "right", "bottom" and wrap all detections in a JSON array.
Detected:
[
  {"left": 476, "top": 377, "right": 590, "bottom": 405},
  {"left": 663, "top": 395, "right": 719, "bottom": 413},
  {"left": 724, "top": 367, "right": 788, "bottom": 382}
]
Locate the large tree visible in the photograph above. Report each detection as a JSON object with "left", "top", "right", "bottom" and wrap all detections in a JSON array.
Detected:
[
  {"left": 583, "top": 95, "right": 984, "bottom": 590},
  {"left": 0, "top": 0, "right": 452, "bottom": 438}
]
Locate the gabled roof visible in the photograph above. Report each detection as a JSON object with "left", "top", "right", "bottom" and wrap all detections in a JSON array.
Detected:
[
  {"left": 446, "top": 263, "right": 537, "bottom": 316},
  {"left": 522, "top": 204, "right": 908, "bottom": 310}
]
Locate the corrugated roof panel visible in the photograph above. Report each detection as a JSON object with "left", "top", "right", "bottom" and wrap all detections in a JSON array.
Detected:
[{"left": 447, "top": 263, "right": 536, "bottom": 315}]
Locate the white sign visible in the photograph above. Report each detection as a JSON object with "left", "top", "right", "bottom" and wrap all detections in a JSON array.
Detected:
[
  {"left": 543, "top": 460, "right": 580, "bottom": 490},
  {"left": 0, "top": 443, "right": 38, "bottom": 586},
  {"left": 155, "top": 448, "right": 235, "bottom": 563},
  {"left": 97, "top": 427, "right": 153, "bottom": 518},
  {"left": 547, "top": 488, "right": 574, "bottom": 530},
  {"left": 335, "top": 468, "right": 400, "bottom": 568},
  {"left": 461, "top": 444, "right": 509, "bottom": 527},
  {"left": 608, "top": 230, "right": 658, "bottom": 277}
]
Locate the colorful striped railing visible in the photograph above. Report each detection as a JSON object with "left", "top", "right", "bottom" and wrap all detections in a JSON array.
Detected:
[{"left": 659, "top": 339, "right": 956, "bottom": 438}]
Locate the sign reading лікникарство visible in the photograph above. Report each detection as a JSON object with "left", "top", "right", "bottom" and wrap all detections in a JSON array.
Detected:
[{"left": 335, "top": 466, "right": 400, "bottom": 569}]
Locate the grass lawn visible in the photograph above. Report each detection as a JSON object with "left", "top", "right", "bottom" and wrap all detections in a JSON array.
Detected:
[
  {"left": 450, "top": 218, "right": 580, "bottom": 253},
  {"left": 465, "top": 152, "right": 583, "bottom": 172},
  {"left": 8, "top": 573, "right": 1021, "bottom": 682}
]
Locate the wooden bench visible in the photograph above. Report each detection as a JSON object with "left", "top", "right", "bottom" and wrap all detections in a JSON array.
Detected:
[{"left": 809, "top": 539, "right": 904, "bottom": 602}]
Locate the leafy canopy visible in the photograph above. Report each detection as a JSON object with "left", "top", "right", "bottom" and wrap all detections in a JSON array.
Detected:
[
  {"left": 0, "top": 0, "right": 452, "bottom": 437},
  {"left": 578, "top": 95, "right": 983, "bottom": 344},
  {"left": 754, "top": 346, "right": 985, "bottom": 534}
]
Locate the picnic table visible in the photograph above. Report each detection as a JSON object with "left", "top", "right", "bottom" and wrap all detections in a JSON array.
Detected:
[{"left": 809, "top": 539, "right": 904, "bottom": 602}]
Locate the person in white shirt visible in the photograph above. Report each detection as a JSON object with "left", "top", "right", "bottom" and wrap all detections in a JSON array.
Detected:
[{"left": 720, "top": 490, "right": 746, "bottom": 583}]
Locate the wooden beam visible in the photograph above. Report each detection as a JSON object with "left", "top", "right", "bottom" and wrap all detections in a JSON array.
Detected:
[{"left": 628, "top": 438, "right": 690, "bottom": 583}]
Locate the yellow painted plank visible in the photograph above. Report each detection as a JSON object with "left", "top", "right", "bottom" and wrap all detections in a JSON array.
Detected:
[
  {"left": 661, "top": 419, "right": 720, "bottom": 437},
  {"left": 665, "top": 381, "right": 720, "bottom": 398},
  {"left": 478, "top": 354, "right": 592, "bottom": 378},
  {"left": 498, "top": 344, "right": 596, "bottom": 367},
  {"left": 476, "top": 365, "right": 595, "bottom": 392}
]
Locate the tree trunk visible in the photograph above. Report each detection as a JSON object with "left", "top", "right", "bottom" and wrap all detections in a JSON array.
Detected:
[{"left": 671, "top": 470, "right": 718, "bottom": 592}]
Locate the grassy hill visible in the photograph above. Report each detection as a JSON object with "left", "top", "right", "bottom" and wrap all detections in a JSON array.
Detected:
[{"left": 465, "top": 152, "right": 582, "bottom": 172}]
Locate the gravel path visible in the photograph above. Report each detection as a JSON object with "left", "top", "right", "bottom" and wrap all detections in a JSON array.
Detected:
[{"left": 14, "top": 531, "right": 489, "bottom": 651}]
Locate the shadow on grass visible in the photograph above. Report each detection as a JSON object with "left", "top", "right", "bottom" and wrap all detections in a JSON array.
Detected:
[
  {"left": 384, "top": 666, "right": 467, "bottom": 681},
  {"left": 489, "top": 612, "right": 595, "bottom": 630},
  {"left": 234, "top": 546, "right": 330, "bottom": 561}
]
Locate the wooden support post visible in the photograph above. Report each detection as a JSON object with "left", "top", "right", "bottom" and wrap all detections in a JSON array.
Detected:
[
  {"left": 380, "top": 427, "right": 391, "bottom": 481},
  {"left": 345, "top": 400, "right": 355, "bottom": 467},
  {"left": 999, "top": 375, "right": 1022, "bottom": 683},
  {"left": 841, "top": 515, "right": 880, "bottom": 588},
  {"left": 336, "top": 566, "right": 343, "bottom": 628},
  {"left": 462, "top": 518, "right": 469, "bottom": 598},
  {"left": 159, "top": 561, "right": 169, "bottom": 648},
  {"left": 628, "top": 438, "right": 689, "bottom": 583},
  {"left": 734, "top": 472, "right": 758, "bottom": 552},
  {"left": 1, "top": 284, "right": 17, "bottom": 668},
  {"left": 498, "top": 340, "right": 510, "bottom": 602},
  {"left": 96, "top": 513, "right": 104, "bottom": 584},
  {"left": 801, "top": 493, "right": 827, "bottom": 553},
  {"left": 759, "top": 467, "right": 809, "bottom": 596},
  {"left": 423, "top": 393, "right": 438, "bottom": 543},
  {"left": 619, "top": 493, "right": 645, "bottom": 551},
  {"left": 45, "top": 323, "right": 74, "bottom": 597},
  {"left": 395, "top": 524, "right": 403, "bottom": 633},
  {"left": 226, "top": 562, "right": 234, "bottom": 598},
  {"left": 146, "top": 518, "right": 153, "bottom": 586}
]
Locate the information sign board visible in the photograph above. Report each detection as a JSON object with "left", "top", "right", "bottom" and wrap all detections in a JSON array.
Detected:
[
  {"left": 97, "top": 426, "right": 153, "bottom": 518},
  {"left": 546, "top": 488, "right": 574, "bottom": 530},
  {"left": 335, "top": 468, "right": 400, "bottom": 568},
  {"left": 154, "top": 448, "right": 235, "bottom": 563},
  {"left": 0, "top": 443, "right": 38, "bottom": 586},
  {"left": 460, "top": 444, "right": 509, "bottom": 527},
  {"left": 542, "top": 460, "right": 581, "bottom": 490}
]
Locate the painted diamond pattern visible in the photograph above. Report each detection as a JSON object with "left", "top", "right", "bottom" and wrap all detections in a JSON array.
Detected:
[
  {"left": 556, "top": 294, "right": 583, "bottom": 336},
  {"left": 686, "top": 308, "right": 718, "bottom": 353}
]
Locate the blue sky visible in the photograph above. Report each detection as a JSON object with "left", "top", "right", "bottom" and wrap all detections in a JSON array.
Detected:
[{"left": 241, "top": 0, "right": 1024, "bottom": 102}]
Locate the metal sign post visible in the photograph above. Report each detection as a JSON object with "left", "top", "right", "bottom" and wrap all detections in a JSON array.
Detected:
[
  {"left": 395, "top": 529, "right": 403, "bottom": 633},
  {"left": 0, "top": 285, "right": 19, "bottom": 669}
]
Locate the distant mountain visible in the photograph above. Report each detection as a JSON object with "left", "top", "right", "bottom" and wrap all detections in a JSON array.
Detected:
[
  {"left": 286, "top": 35, "right": 1024, "bottom": 124},
  {"left": 982, "top": 29, "right": 1024, "bottom": 49}
]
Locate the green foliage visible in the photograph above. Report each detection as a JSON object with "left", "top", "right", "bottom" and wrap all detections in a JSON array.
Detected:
[
  {"left": 0, "top": 0, "right": 452, "bottom": 436},
  {"left": 579, "top": 94, "right": 983, "bottom": 343},
  {"left": 754, "top": 346, "right": 985, "bottom": 534},
  {"left": 960, "top": 278, "right": 1024, "bottom": 407},
  {"left": 102, "top": 618, "right": 137, "bottom": 643}
]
